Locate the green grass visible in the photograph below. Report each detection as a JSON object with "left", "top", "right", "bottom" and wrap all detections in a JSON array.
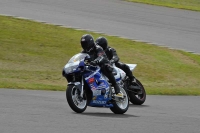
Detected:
[
  {"left": 127, "top": 0, "right": 200, "bottom": 11},
  {"left": 0, "top": 15, "right": 200, "bottom": 95}
]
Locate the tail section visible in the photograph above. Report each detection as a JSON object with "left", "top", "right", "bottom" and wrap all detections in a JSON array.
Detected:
[{"left": 126, "top": 64, "right": 137, "bottom": 72}]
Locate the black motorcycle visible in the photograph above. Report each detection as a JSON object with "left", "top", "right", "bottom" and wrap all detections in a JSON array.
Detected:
[{"left": 113, "top": 63, "right": 146, "bottom": 105}]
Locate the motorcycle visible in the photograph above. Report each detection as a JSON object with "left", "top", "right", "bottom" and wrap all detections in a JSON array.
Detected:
[
  {"left": 62, "top": 53, "right": 129, "bottom": 114},
  {"left": 120, "top": 64, "right": 146, "bottom": 105}
]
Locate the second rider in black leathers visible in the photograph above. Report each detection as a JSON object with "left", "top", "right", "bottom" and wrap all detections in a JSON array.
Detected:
[
  {"left": 95, "top": 36, "right": 141, "bottom": 92},
  {"left": 80, "top": 34, "right": 123, "bottom": 97}
]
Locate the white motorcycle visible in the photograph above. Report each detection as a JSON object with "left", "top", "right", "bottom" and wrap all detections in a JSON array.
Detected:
[{"left": 112, "top": 63, "right": 146, "bottom": 105}]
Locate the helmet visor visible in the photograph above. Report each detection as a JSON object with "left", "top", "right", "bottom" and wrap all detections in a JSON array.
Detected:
[
  {"left": 81, "top": 41, "right": 88, "bottom": 51},
  {"left": 81, "top": 41, "right": 94, "bottom": 52}
]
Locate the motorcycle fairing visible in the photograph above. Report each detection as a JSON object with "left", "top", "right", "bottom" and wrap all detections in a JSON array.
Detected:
[
  {"left": 84, "top": 68, "right": 113, "bottom": 107},
  {"left": 126, "top": 64, "right": 137, "bottom": 71},
  {"left": 63, "top": 53, "right": 88, "bottom": 74}
]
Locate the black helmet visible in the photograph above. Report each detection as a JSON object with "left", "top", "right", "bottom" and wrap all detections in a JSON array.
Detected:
[
  {"left": 80, "top": 34, "right": 95, "bottom": 52},
  {"left": 95, "top": 37, "right": 108, "bottom": 50}
]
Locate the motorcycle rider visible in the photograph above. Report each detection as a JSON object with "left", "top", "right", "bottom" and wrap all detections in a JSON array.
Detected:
[
  {"left": 95, "top": 36, "right": 141, "bottom": 92},
  {"left": 80, "top": 34, "right": 123, "bottom": 97}
]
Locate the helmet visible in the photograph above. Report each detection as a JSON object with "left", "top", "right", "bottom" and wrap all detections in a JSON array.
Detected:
[
  {"left": 80, "top": 34, "right": 95, "bottom": 52},
  {"left": 95, "top": 37, "right": 108, "bottom": 50}
]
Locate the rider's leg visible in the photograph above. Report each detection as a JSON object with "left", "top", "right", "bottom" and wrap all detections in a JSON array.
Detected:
[
  {"left": 101, "top": 64, "right": 123, "bottom": 97},
  {"left": 115, "top": 62, "right": 141, "bottom": 91}
]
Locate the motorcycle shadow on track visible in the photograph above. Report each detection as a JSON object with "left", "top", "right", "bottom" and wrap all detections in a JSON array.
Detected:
[
  {"left": 73, "top": 112, "right": 138, "bottom": 118},
  {"left": 129, "top": 104, "right": 150, "bottom": 108}
]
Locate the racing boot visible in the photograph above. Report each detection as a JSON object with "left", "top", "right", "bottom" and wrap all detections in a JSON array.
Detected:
[
  {"left": 125, "top": 70, "right": 141, "bottom": 91},
  {"left": 129, "top": 77, "right": 142, "bottom": 92},
  {"left": 113, "top": 84, "right": 123, "bottom": 98}
]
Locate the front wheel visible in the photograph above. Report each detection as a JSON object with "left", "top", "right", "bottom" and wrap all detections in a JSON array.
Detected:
[
  {"left": 66, "top": 85, "right": 87, "bottom": 113},
  {"left": 128, "top": 79, "right": 146, "bottom": 105},
  {"left": 110, "top": 87, "right": 129, "bottom": 114}
]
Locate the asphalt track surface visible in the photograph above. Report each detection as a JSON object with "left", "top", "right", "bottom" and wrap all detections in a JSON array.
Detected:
[
  {"left": 0, "top": 89, "right": 200, "bottom": 133},
  {"left": 0, "top": 0, "right": 200, "bottom": 53},
  {"left": 0, "top": 0, "right": 200, "bottom": 133}
]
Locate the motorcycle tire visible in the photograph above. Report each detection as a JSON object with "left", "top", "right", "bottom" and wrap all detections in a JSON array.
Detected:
[
  {"left": 110, "top": 87, "right": 129, "bottom": 114},
  {"left": 128, "top": 79, "right": 146, "bottom": 105},
  {"left": 66, "top": 85, "right": 87, "bottom": 113}
]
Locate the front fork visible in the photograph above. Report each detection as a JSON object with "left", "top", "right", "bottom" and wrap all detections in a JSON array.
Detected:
[
  {"left": 68, "top": 76, "right": 84, "bottom": 98},
  {"left": 80, "top": 76, "right": 84, "bottom": 97}
]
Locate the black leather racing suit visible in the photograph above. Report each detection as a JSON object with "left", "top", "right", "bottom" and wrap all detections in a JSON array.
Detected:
[
  {"left": 105, "top": 46, "right": 135, "bottom": 81},
  {"left": 82, "top": 45, "right": 120, "bottom": 93}
]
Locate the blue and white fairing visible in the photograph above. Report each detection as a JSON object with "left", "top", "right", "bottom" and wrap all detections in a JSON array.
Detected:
[
  {"left": 63, "top": 53, "right": 89, "bottom": 74},
  {"left": 83, "top": 68, "right": 112, "bottom": 107}
]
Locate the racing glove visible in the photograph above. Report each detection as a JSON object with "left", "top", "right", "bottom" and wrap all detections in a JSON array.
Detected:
[{"left": 90, "top": 61, "right": 98, "bottom": 66}]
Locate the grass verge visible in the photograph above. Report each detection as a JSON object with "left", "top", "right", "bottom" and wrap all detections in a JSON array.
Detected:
[
  {"left": 127, "top": 0, "right": 200, "bottom": 12},
  {"left": 0, "top": 15, "right": 200, "bottom": 95}
]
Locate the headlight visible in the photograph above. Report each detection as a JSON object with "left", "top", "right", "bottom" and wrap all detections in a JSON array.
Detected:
[{"left": 64, "top": 65, "right": 79, "bottom": 74}]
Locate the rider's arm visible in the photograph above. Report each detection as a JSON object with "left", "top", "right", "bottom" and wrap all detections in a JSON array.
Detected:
[
  {"left": 108, "top": 47, "right": 119, "bottom": 63},
  {"left": 94, "top": 45, "right": 110, "bottom": 65}
]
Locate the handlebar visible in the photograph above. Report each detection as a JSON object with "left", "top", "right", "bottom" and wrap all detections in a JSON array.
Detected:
[{"left": 84, "top": 60, "right": 99, "bottom": 72}]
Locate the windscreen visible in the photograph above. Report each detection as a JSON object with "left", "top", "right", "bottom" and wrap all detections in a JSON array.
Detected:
[{"left": 68, "top": 53, "right": 89, "bottom": 63}]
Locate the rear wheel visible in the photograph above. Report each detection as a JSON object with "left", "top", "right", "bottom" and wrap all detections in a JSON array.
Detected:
[
  {"left": 66, "top": 85, "right": 87, "bottom": 113},
  {"left": 110, "top": 87, "right": 129, "bottom": 114},
  {"left": 128, "top": 79, "right": 146, "bottom": 105}
]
